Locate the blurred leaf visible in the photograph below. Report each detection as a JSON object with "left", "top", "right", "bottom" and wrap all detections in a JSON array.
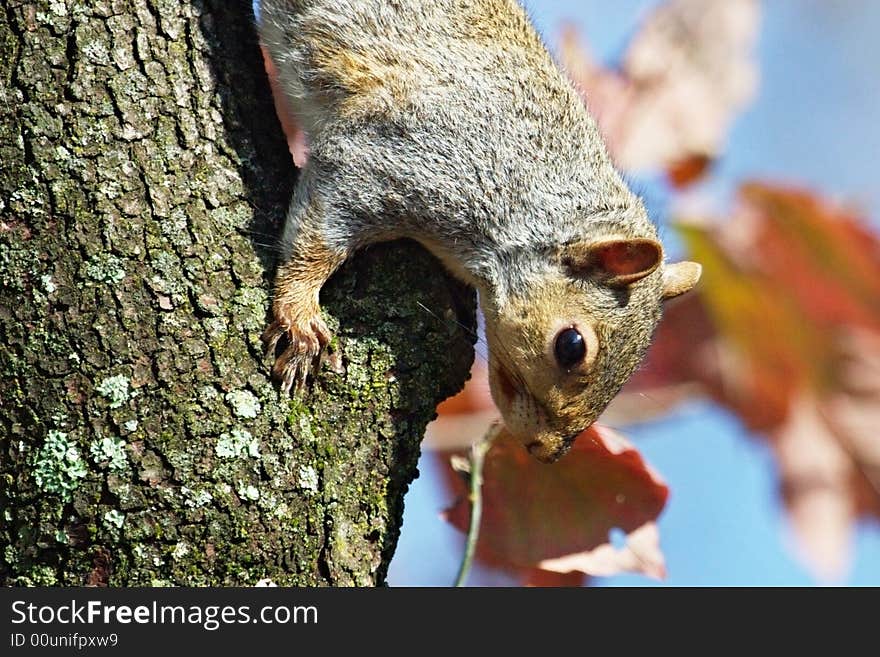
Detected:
[
  {"left": 667, "top": 155, "right": 713, "bottom": 189},
  {"left": 735, "top": 184, "right": 880, "bottom": 331},
  {"left": 774, "top": 393, "right": 855, "bottom": 582},
  {"left": 521, "top": 569, "right": 586, "bottom": 587},
  {"left": 558, "top": 0, "right": 760, "bottom": 182},
  {"left": 441, "top": 424, "right": 668, "bottom": 583},
  {"left": 677, "top": 184, "right": 880, "bottom": 428},
  {"left": 627, "top": 182, "right": 880, "bottom": 579}
]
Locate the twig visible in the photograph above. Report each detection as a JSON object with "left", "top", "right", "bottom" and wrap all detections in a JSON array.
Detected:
[{"left": 453, "top": 425, "right": 498, "bottom": 587}]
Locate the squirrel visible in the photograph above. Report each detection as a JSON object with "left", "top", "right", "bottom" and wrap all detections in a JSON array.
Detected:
[{"left": 257, "top": 0, "right": 702, "bottom": 463}]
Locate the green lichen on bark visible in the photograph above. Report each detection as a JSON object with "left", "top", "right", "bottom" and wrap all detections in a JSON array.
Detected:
[{"left": 0, "top": 0, "right": 475, "bottom": 586}]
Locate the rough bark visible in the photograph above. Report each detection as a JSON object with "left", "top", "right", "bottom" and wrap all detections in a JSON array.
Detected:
[{"left": 0, "top": 0, "right": 475, "bottom": 586}]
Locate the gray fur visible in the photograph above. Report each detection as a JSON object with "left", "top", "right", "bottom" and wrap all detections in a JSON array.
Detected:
[
  {"left": 258, "top": 0, "right": 698, "bottom": 461},
  {"left": 259, "top": 0, "right": 653, "bottom": 300}
]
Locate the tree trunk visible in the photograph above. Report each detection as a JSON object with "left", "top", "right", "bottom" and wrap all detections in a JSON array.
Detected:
[{"left": 0, "top": 0, "right": 475, "bottom": 586}]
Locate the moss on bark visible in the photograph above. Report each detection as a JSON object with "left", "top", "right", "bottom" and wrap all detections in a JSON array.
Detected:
[{"left": 0, "top": 0, "right": 475, "bottom": 586}]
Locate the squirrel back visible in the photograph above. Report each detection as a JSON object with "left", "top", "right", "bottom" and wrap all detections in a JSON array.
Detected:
[{"left": 258, "top": 0, "right": 702, "bottom": 462}]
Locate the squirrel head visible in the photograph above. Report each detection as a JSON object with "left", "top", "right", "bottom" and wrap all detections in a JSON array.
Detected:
[{"left": 482, "top": 237, "right": 701, "bottom": 463}]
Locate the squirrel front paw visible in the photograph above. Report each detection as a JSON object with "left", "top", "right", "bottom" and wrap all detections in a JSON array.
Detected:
[{"left": 262, "top": 311, "right": 332, "bottom": 395}]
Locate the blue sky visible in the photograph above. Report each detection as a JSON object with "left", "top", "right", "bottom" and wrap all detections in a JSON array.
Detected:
[{"left": 387, "top": 0, "right": 880, "bottom": 586}]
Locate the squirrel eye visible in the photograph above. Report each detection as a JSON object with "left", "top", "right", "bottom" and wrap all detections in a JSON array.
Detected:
[{"left": 554, "top": 328, "right": 586, "bottom": 369}]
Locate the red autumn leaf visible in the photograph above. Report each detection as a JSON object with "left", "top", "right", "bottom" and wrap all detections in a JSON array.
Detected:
[
  {"left": 537, "top": 522, "right": 665, "bottom": 580},
  {"left": 558, "top": 0, "right": 760, "bottom": 184},
  {"left": 521, "top": 569, "right": 585, "bottom": 588},
  {"left": 666, "top": 154, "right": 713, "bottom": 189},
  {"left": 736, "top": 184, "right": 880, "bottom": 332},
  {"left": 622, "top": 182, "right": 880, "bottom": 579},
  {"left": 441, "top": 424, "right": 669, "bottom": 582},
  {"left": 673, "top": 184, "right": 880, "bottom": 429}
]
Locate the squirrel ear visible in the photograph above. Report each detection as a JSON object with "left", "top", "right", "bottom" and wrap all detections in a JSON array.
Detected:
[
  {"left": 564, "top": 238, "right": 663, "bottom": 286},
  {"left": 662, "top": 261, "right": 702, "bottom": 300}
]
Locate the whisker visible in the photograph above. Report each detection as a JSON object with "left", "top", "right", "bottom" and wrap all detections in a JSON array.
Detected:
[
  {"left": 250, "top": 241, "right": 286, "bottom": 252},
  {"left": 485, "top": 327, "right": 528, "bottom": 390},
  {"left": 416, "top": 302, "right": 480, "bottom": 339},
  {"left": 415, "top": 301, "right": 490, "bottom": 365}
]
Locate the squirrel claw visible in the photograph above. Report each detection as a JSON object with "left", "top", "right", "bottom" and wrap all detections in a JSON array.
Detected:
[{"left": 261, "top": 314, "right": 331, "bottom": 394}]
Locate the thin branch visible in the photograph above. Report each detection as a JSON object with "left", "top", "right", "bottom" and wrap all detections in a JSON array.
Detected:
[{"left": 453, "top": 424, "right": 498, "bottom": 587}]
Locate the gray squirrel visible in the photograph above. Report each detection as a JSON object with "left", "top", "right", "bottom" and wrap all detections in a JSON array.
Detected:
[{"left": 257, "top": 0, "right": 702, "bottom": 462}]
